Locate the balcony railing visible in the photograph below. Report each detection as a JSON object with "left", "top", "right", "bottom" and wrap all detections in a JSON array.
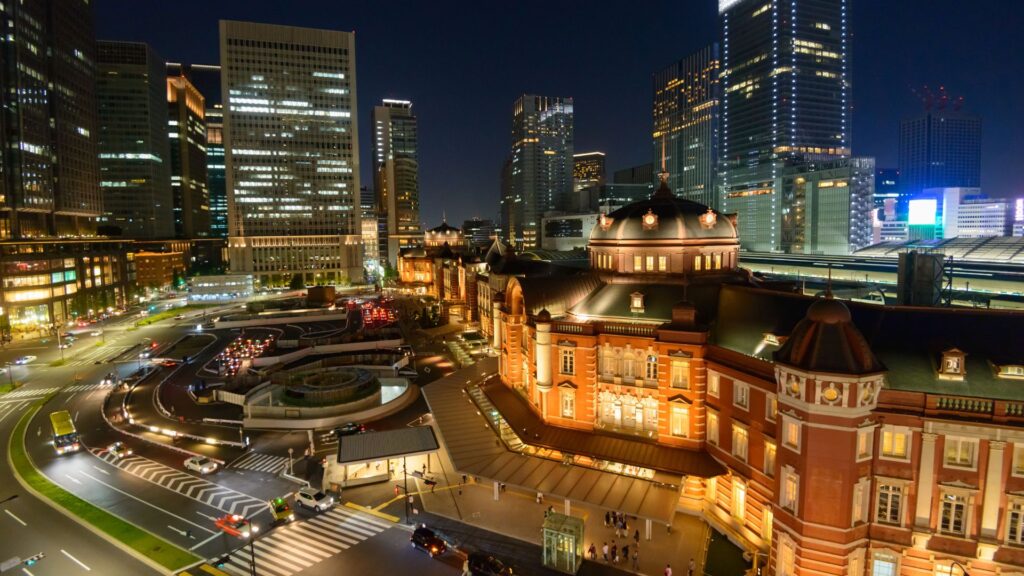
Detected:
[{"left": 935, "top": 396, "right": 993, "bottom": 414}]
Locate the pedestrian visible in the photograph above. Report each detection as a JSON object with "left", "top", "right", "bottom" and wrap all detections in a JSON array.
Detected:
[
  {"left": 588, "top": 543, "right": 596, "bottom": 561},
  {"left": 665, "top": 563, "right": 673, "bottom": 576},
  {"left": 688, "top": 558, "right": 695, "bottom": 576},
  {"left": 622, "top": 544, "right": 630, "bottom": 565},
  {"left": 602, "top": 542, "right": 609, "bottom": 563},
  {"left": 604, "top": 511, "right": 610, "bottom": 527},
  {"left": 610, "top": 543, "right": 617, "bottom": 564},
  {"left": 536, "top": 491, "right": 543, "bottom": 504},
  {"left": 632, "top": 547, "right": 639, "bottom": 570},
  {"left": 462, "top": 474, "right": 468, "bottom": 484},
  {"left": 634, "top": 528, "right": 640, "bottom": 545},
  {"left": 462, "top": 558, "right": 471, "bottom": 576},
  {"left": 422, "top": 462, "right": 427, "bottom": 475}
]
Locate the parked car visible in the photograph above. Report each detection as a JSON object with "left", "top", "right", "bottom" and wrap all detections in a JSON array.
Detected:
[
  {"left": 184, "top": 456, "right": 218, "bottom": 474},
  {"left": 410, "top": 526, "right": 447, "bottom": 558},
  {"left": 294, "top": 486, "right": 333, "bottom": 512},
  {"left": 468, "top": 552, "right": 515, "bottom": 576}
]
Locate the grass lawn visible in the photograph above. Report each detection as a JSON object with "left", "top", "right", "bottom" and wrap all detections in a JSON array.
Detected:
[
  {"left": 8, "top": 399, "right": 200, "bottom": 571},
  {"left": 0, "top": 382, "right": 21, "bottom": 395},
  {"left": 48, "top": 359, "right": 66, "bottom": 367},
  {"left": 164, "top": 333, "right": 216, "bottom": 360}
]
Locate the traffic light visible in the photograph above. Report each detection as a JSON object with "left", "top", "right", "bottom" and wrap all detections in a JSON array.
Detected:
[{"left": 214, "top": 555, "right": 230, "bottom": 568}]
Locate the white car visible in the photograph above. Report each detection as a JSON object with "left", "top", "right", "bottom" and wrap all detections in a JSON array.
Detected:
[
  {"left": 106, "top": 441, "right": 132, "bottom": 459},
  {"left": 294, "top": 487, "right": 333, "bottom": 512},
  {"left": 184, "top": 456, "right": 218, "bottom": 474},
  {"left": 14, "top": 355, "right": 35, "bottom": 365}
]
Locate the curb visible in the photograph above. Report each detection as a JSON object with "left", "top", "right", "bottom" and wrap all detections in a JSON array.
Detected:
[{"left": 8, "top": 397, "right": 192, "bottom": 575}]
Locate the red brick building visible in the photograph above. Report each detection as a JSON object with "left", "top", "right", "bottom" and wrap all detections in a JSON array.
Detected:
[{"left": 490, "top": 179, "right": 1024, "bottom": 575}]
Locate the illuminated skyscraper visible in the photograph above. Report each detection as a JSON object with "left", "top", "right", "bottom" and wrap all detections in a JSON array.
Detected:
[
  {"left": 718, "top": 0, "right": 850, "bottom": 251},
  {"left": 501, "top": 94, "right": 574, "bottom": 249},
  {"left": 899, "top": 110, "right": 981, "bottom": 198},
  {"left": 97, "top": 41, "right": 174, "bottom": 239},
  {"left": 653, "top": 44, "right": 720, "bottom": 208},
  {"left": 573, "top": 152, "right": 605, "bottom": 193},
  {"left": 372, "top": 99, "right": 421, "bottom": 266},
  {"left": 167, "top": 74, "right": 210, "bottom": 238},
  {"left": 220, "top": 21, "right": 362, "bottom": 286}
]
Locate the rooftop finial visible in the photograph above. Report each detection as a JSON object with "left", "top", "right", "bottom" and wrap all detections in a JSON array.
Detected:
[
  {"left": 658, "top": 134, "right": 669, "bottom": 184},
  {"left": 442, "top": 210, "right": 447, "bottom": 223},
  {"left": 826, "top": 264, "right": 834, "bottom": 298}
]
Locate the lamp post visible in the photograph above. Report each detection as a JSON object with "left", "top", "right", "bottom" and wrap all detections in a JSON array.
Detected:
[{"left": 5, "top": 363, "right": 13, "bottom": 389}]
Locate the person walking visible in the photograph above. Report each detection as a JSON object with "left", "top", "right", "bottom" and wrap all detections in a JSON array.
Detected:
[
  {"left": 587, "top": 542, "right": 596, "bottom": 561},
  {"left": 665, "top": 563, "right": 673, "bottom": 576},
  {"left": 604, "top": 511, "right": 611, "bottom": 527},
  {"left": 610, "top": 542, "right": 617, "bottom": 564},
  {"left": 622, "top": 544, "right": 630, "bottom": 566},
  {"left": 688, "top": 557, "right": 696, "bottom": 576},
  {"left": 461, "top": 558, "right": 471, "bottom": 576},
  {"left": 632, "top": 547, "right": 639, "bottom": 570},
  {"left": 602, "top": 542, "right": 609, "bottom": 563},
  {"left": 634, "top": 528, "right": 640, "bottom": 545}
]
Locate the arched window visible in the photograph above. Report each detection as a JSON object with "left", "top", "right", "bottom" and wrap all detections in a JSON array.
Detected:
[{"left": 645, "top": 354, "right": 658, "bottom": 380}]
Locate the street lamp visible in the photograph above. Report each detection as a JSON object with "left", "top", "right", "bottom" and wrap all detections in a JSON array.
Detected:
[{"left": 4, "top": 363, "right": 13, "bottom": 389}]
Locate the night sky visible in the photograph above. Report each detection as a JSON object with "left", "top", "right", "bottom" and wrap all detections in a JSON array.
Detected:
[{"left": 96, "top": 0, "right": 1024, "bottom": 227}]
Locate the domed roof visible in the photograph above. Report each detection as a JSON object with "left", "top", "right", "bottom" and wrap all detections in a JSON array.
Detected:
[
  {"left": 774, "top": 297, "right": 885, "bottom": 375},
  {"left": 428, "top": 221, "right": 461, "bottom": 235},
  {"left": 589, "top": 180, "right": 738, "bottom": 243}
]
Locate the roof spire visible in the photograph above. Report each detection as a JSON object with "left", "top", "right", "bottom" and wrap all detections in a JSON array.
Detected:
[
  {"left": 442, "top": 210, "right": 447, "bottom": 223},
  {"left": 653, "top": 134, "right": 673, "bottom": 199}
]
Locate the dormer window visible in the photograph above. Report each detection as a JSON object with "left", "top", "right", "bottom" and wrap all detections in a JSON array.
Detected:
[
  {"left": 997, "top": 364, "right": 1024, "bottom": 380},
  {"left": 938, "top": 348, "right": 966, "bottom": 380},
  {"left": 630, "top": 291, "right": 645, "bottom": 314}
]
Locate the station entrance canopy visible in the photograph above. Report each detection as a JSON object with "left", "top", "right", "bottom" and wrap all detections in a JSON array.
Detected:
[{"left": 336, "top": 426, "right": 439, "bottom": 466}]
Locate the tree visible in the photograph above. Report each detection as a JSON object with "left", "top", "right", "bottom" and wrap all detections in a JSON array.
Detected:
[{"left": 289, "top": 273, "right": 305, "bottom": 290}]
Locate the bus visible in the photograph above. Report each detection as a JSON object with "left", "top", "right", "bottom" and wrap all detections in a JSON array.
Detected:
[{"left": 49, "top": 410, "right": 80, "bottom": 455}]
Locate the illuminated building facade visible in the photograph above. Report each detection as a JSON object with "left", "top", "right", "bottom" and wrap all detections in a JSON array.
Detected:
[
  {"left": 372, "top": 99, "right": 421, "bottom": 266},
  {"left": 167, "top": 75, "right": 211, "bottom": 239},
  {"left": 653, "top": 44, "right": 720, "bottom": 208},
  {"left": 718, "top": 0, "right": 850, "bottom": 251},
  {"left": 573, "top": 152, "right": 605, "bottom": 193},
  {"left": 490, "top": 180, "right": 1024, "bottom": 576},
  {"left": 134, "top": 251, "right": 185, "bottom": 289},
  {"left": 899, "top": 111, "right": 981, "bottom": 199},
  {"left": 779, "top": 157, "right": 875, "bottom": 255},
  {"left": 220, "top": 20, "right": 362, "bottom": 287},
  {"left": 501, "top": 95, "right": 574, "bottom": 249},
  {"left": 359, "top": 186, "right": 380, "bottom": 272},
  {"left": 97, "top": 41, "right": 174, "bottom": 239},
  {"left": 0, "top": 0, "right": 102, "bottom": 240}
]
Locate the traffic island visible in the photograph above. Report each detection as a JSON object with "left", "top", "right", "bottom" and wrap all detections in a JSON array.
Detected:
[{"left": 8, "top": 396, "right": 201, "bottom": 574}]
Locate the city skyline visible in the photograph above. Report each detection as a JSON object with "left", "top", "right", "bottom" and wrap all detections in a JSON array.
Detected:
[{"left": 94, "top": 0, "right": 1024, "bottom": 228}]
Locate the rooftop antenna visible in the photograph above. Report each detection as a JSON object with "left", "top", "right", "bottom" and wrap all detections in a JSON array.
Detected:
[
  {"left": 826, "top": 264, "right": 834, "bottom": 298},
  {"left": 658, "top": 135, "right": 669, "bottom": 183}
]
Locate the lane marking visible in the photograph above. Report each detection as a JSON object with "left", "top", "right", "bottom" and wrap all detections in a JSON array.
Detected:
[
  {"left": 189, "top": 531, "right": 221, "bottom": 551},
  {"left": 65, "top": 474, "right": 81, "bottom": 485},
  {"left": 5, "top": 509, "right": 27, "bottom": 526},
  {"left": 21, "top": 568, "right": 34, "bottom": 576},
  {"left": 167, "top": 525, "right": 186, "bottom": 536},
  {"left": 77, "top": 471, "right": 215, "bottom": 535},
  {"left": 60, "top": 549, "right": 90, "bottom": 571},
  {"left": 91, "top": 466, "right": 109, "bottom": 475},
  {"left": 196, "top": 511, "right": 217, "bottom": 521}
]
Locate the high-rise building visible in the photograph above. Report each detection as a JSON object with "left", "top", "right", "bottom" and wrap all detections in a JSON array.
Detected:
[
  {"left": 97, "top": 41, "right": 174, "bottom": 239},
  {"left": 573, "top": 152, "right": 605, "bottom": 193},
  {"left": 0, "top": 1, "right": 132, "bottom": 335},
  {"left": 167, "top": 75, "right": 210, "bottom": 238},
  {"left": 653, "top": 44, "right": 720, "bottom": 208},
  {"left": 168, "top": 63, "right": 228, "bottom": 239},
  {"left": 719, "top": 0, "right": 850, "bottom": 251},
  {"left": 779, "top": 157, "right": 875, "bottom": 255},
  {"left": 462, "top": 218, "right": 496, "bottom": 248},
  {"left": 956, "top": 198, "right": 1012, "bottom": 238},
  {"left": 220, "top": 20, "right": 362, "bottom": 287},
  {"left": 372, "top": 99, "right": 421, "bottom": 265},
  {"left": 874, "top": 168, "right": 901, "bottom": 213},
  {"left": 501, "top": 95, "right": 574, "bottom": 249},
  {"left": 899, "top": 110, "right": 981, "bottom": 198},
  {"left": 359, "top": 186, "right": 380, "bottom": 272}
]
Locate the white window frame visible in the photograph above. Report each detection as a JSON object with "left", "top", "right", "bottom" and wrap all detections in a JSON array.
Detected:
[
  {"left": 560, "top": 389, "right": 575, "bottom": 419},
  {"left": 765, "top": 393, "right": 777, "bottom": 422},
  {"left": 938, "top": 491, "right": 969, "bottom": 537},
  {"left": 733, "top": 381, "right": 749, "bottom": 410},
  {"left": 559, "top": 348, "right": 574, "bottom": 375},
  {"left": 707, "top": 371, "right": 720, "bottom": 398},
  {"left": 1007, "top": 499, "right": 1024, "bottom": 546},
  {"left": 875, "top": 482, "right": 904, "bottom": 526},
  {"left": 764, "top": 440, "right": 777, "bottom": 477},
  {"left": 777, "top": 534, "right": 795, "bottom": 576},
  {"left": 1013, "top": 445, "right": 1024, "bottom": 478},
  {"left": 645, "top": 354, "right": 658, "bottom": 381},
  {"left": 670, "top": 404, "right": 689, "bottom": 438},
  {"left": 732, "top": 479, "right": 747, "bottom": 522},
  {"left": 879, "top": 425, "right": 910, "bottom": 462},
  {"left": 707, "top": 410, "right": 719, "bottom": 445},
  {"left": 781, "top": 465, "right": 799, "bottom": 513},
  {"left": 856, "top": 428, "right": 874, "bottom": 462},
  {"left": 943, "top": 436, "right": 979, "bottom": 470},
  {"left": 670, "top": 359, "right": 689, "bottom": 389},
  {"left": 782, "top": 415, "right": 801, "bottom": 453},
  {"left": 732, "top": 423, "right": 749, "bottom": 462}
]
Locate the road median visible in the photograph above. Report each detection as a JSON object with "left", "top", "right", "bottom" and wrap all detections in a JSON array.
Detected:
[{"left": 7, "top": 395, "right": 201, "bottom": 574}]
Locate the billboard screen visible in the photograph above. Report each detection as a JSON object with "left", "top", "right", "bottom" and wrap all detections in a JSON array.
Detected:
[{"left": 908, "top": 199, "right": 937, "bottom": 225}]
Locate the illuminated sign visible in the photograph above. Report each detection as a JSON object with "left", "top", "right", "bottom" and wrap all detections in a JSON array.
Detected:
[
  {"left": 908, "top": 199, "right": 937, "bottom": 225},
  {"left": 1016, "top": 198, "right": 1023, "bottom": 222},
  {"left": 719, "top": 0, "right": 744, "bottom": 12}
]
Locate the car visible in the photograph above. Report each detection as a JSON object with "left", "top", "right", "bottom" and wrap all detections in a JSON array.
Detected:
[
  {"left": 106, "top": 441, "right": 132, "bottom": 459},
  {"left": 410, "top": 526, "right": 447, "bottom": 558},
  {"left": 268, "top": 498, "right": 295, "bottom": 524},
  {"left": 58, "top": 341, "right": 73, "bottom": 349},
  {"left": 174, "top": 315, "right": 184, "bottom": 320},
  {"left": 184, "top": 456, "right": 218, "bottom": 474},
  {"left": 89, "top": 330, "right": 103, "bottom": 337},
  {"left": 468, "top": 552, "right": 515, "bottom": 576},
  {"left": 160, "top": 360, "right": 179, "bottom": 367},
  {"left": 294, "top": 486, "right": 333, "bottom": 512},
  {"left": 14, "top": 356, "right": 35, "bottom": 365},
  {"left": 333, "top": 422, "right": 366, "bottom": 437},
  {"left": 215, "top": 514, "right": 258, "bottom": 538}
]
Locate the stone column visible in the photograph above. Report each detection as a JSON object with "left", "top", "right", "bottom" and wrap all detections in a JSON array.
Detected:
[
  {"left": 492, "top": 302, "right": 502, "bottom": 349},
  {"left": 981, "top": 441, "right": 1006, "bottom": 539},
  {"left": 914, "top": 432, "right": 938, "bottom": 529},
  {"left": 535, "top": 321, "right": 552, "bottom": 392}
]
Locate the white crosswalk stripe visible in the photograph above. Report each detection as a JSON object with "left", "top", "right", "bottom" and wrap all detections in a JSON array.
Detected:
[
  {"left": 90, "top": 448, "right": 267, "bottom": 516},
  {"left": 213, "top": 507, "right": 389, "bottom": 576},
  {"left": 63, "top": 383, "right": 111, "bottom": 393},
  {"left": 230, "top": 452, "right": 291, "bottom": 474},
  {"left": 0, "top": 386, "right": 59, "bottom": 398}
]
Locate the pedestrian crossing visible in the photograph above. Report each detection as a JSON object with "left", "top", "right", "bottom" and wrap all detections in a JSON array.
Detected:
[
  {"left": 216, "top": 507, "right": 391, "bottom": 576},
  {"left": 0, "top": 400, "right": 28, "bottom": 423},
  {"left": 0, "top": 386, "right": 60, "bottom": 399},
  {"left": 64, "top": 382, "right": 111, "bottom": 393},
  {"left": 231, "top": 452, "right": 291, "bottom": 474},
  {"left": 91, "top": 448, "right": 268, "bottom": 517}
]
